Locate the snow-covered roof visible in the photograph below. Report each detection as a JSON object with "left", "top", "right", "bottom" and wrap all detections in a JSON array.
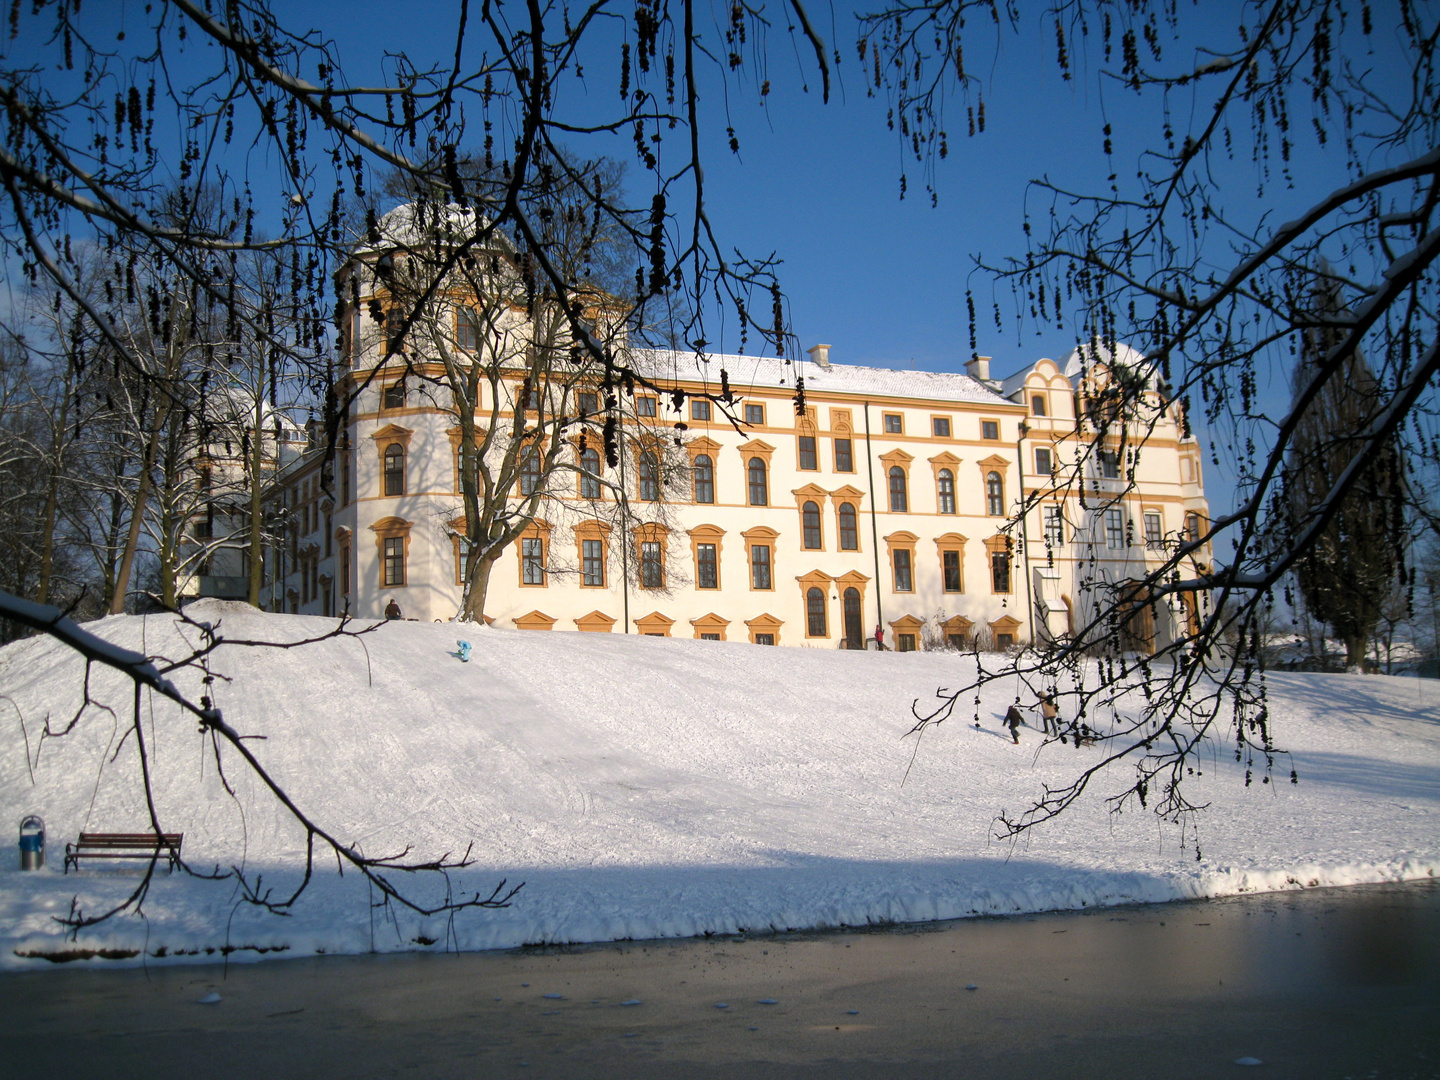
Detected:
[
  {"left": 632, "top": 349, "right": 1010, "bottom": 406},
  {"left": 997, "top": 362, "right": 1056, "bottom": 399},
  {"left": 348, "top": 201, "right": 509, "bottom": 258},
  {"left": 1062, "top": 340, "right": 1152, "bottom": 383}
]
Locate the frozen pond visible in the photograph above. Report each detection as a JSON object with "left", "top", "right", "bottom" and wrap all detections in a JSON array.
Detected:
[{"left": 3, "top": 879, "right": 1436, "bottom": 1079}]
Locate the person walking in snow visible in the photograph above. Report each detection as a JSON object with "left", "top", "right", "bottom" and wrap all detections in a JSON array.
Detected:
[
  {"left": 1039, "top": 692, "right": 1060, "bottom": 736},
  {"left": 385, "top": 598, "right": 402, "bottom": 621},
  {"left": 1005, "top": 704, "right": 1025, "bottom": 744}
]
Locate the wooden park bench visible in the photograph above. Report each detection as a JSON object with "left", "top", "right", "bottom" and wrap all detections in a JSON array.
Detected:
[{"left": 63, "top": 832, "right": 184, "bottom": 874}]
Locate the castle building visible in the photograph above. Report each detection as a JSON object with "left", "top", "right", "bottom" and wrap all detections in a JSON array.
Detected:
[{"left": 260, "top": 321, "right": 1209, "bottom": 651}]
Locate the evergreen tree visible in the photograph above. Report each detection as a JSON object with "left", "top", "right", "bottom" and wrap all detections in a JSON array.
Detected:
[{"left": 1286, "top": 272, "right": 1402, "bottom": 671}]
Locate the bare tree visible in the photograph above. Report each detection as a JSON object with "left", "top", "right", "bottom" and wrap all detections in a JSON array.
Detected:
[
  {"left": 0, "top": 0, "right": 815, "bottom": 924},
  {"left": 864, "top": 0, "right": 1440, "bottom": 836}
]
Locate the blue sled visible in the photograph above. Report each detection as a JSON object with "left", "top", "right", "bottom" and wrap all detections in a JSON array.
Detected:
[{"left": 456, "top": 640, "right": 472, "bottom": 662}]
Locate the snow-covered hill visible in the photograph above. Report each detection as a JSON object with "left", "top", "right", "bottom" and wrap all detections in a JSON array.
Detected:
[{"left": 1, "top": 601, "right": 1437, "bottom": 968}]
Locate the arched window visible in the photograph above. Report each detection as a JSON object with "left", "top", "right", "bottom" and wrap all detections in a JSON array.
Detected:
[
  {"left": 693, "top": 454, "right": 714, "bottom": 504},
  {"left": 802, "top": 501, "right": 822, "bottom": 549},
  {"left": 838, "top": 502, "right": 858, "bottom": 550},
  {"left": 888, "top": 466, "right": 908, "bottom": 512},
  {"left": 580, "top": 447, "right": 601, "bottom": 500},
  {"left": 986, "top": 471, "right": 1004, "bottom": 516},
  {"left": 383, "top": 444, "right": 405, "bottom": 497},
  {"left": 639, "top": 450, "right": 660, "bottom": 501},
  {"left": 937, "top": 469, "right": 955, "bottom": 514},
  {"left": 748, "top": 456, "right": 768, "bottom": 506},
  {"left": 806, "top": 586, "right": 827, "bottom": 637}
]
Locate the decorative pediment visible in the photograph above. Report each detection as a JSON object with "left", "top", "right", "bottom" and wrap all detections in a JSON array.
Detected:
[
  {"left": 574, "top": 610, "right": 616, "bottom": 633},
  {"left": 685, "top": 435, "right": 723, "bottom": 461},
  {"left": 934, "top": 531, "right": 968, "bottom": 548},
  {"left": 988, "top": 614, "right": 1023, "bottom": 633},
  {"left": 745, "top": 612, "right": 782, "bottom": 631},
  {"left": 883, "top": 530, "right": 919, "bottom": 546},
  {"left": 634, "top": 611, "right": 675, "bottom": 636},
  {"left": 833, "top": 569, "right": 870, "bottom": 588},
  {"left": 370, "top": 423, "right": 414, "bottom": 448},
  {"left": 928, "top": 451, "right": 963, "bottom": 480},
  {"left": 976, "top": 453, "right": 1011, "bottom": 470},
  {"left": 690, "top": 612, "right": 731, "bottom": 640},
  {"left": 791, "top": 482, "right": 829, "bottom": 500},
  {"left": 513, "top": 610, "right": 556, "bottom": 631},
  {"left": 830, "top": 484, "right": 866, "bottom": 502},
  {"left": 888, "top": 614, "right": 924, "bottom": 631},
  {"left": 737, "top": 438, "right": 776, "bottom": 464}
]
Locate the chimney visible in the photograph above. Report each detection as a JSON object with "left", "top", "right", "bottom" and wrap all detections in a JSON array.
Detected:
[
  {"left": 807, "top": 343, "right": 832, "bottom": 368},
  {"left": 966, "top": 355, "right": 992, "bottom": 382}
]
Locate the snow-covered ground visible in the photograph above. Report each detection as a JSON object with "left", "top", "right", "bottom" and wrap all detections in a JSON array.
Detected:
[{"left": 1, "top": 601, "right": 1436, "bottom": 970}]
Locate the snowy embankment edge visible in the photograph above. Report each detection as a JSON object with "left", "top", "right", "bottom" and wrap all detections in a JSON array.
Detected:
[{"left": 5, "top": 855, "right": 1436, "bottom": 971}]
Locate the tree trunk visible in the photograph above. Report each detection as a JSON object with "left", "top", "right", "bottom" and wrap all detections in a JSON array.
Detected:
[
  {"left": 247, "top": 387, "right": 265, "bottom": 606},
  {"left": 35, "top": 376, "right": 72, "bottom": 606},
  {"left": 109, "top": 411, "right": 165, "bottom": 615},
  {"left": 1344, "top": 634, "right": 1368, "bottom": 673},
  {"left": 460, "top": 549, "right": 498, "bottom": 623}
]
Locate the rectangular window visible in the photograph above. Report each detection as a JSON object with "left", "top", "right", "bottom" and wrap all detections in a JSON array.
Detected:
[
  {"left": 1034, "top": 447, "right": 1053, "bottom": 476},
  {"left": 340, "top": 546, "right": 350, "bottom": 596},
  {"left": 982, "top": 420, "right": 1000, "bottom": 440},
  {"left": 699, "top": 633, "right": 721, "bottom": 641},
  {"left": 834, "top": 438, "right": 853, "bottom": 472},
  {"left": 457, "top": 307, "right": 481, "bottom": 351},
  {"left": 522, "top": 537, "right": 545, "bottom": 585},
  {"left": 898, "top": 634, "right": 916, "bottom": 653},
  {"left": 382, "top": 382, "right": 405, "bottom": 409},
  {"left": 1144, "top": 512, "right": 1163, "bottom": 548},
  {"left": 697, "top": 543, "right": 718, "bottom": 589},
  {"left": 583, "top": 538, "right": 605, "bottom": 586},
  {"left": 1106, "top": 508, "right": 1127, "bottom": 549},
  {"left": 1099, "top": 450, "right": 1121, "bottom": 479},
  {"left": 1031, "top": 394, "right": 1047, "bottom": 416},
  {"left": 383, "top": 536, "right": 405, "bottom": 586},
  {"left": 745, "top": 402, "right": 765, "bottom": 425},
  {"left": 997, "top": 632, "right": 1015, "bottom": 649},
  {"left": 893, "top": 549, "right": 913, "bottom": 592},
  {"left": 640, "top": 540, "right": 663, "bottom": 589},
  {"left": 942, "top": 550, "right": 962, "bottom": 592},
  {"left": 750, "top": 544, "right": 772, "bottom": 590},
  {"left": 350, "top": 305, "right": 363, "bottom": 360},
  {"left": 754, "top": 633, "right": 775, "bottom": 646},
  {"left": 797, "top": 435, "right": 818, "bottom": 470},
  {"left": 883, "top": 413, "right": 903, "bottom": 434},
  {"left": 1043, "top": 505, "right": 1064, "bottom": 547},
  {"left": 691, "top": 399, "right": 711, "bottom": 422},
  {"left": 991, "top": 551, "right": 1011, "bottom": 593},
  {"left": 932, "top": 417, "right": 951, "bottom": 437},
  {"left": 578, "top": 391, "right": 599, "bottom": 416},
  {"left": 636, "top": 396, "right": 657, "bottom": 417}
]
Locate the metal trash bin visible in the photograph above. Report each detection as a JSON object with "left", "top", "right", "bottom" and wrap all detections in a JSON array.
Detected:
[{"left": 18, "top": 815, "right": 44, "bottom": 871}]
